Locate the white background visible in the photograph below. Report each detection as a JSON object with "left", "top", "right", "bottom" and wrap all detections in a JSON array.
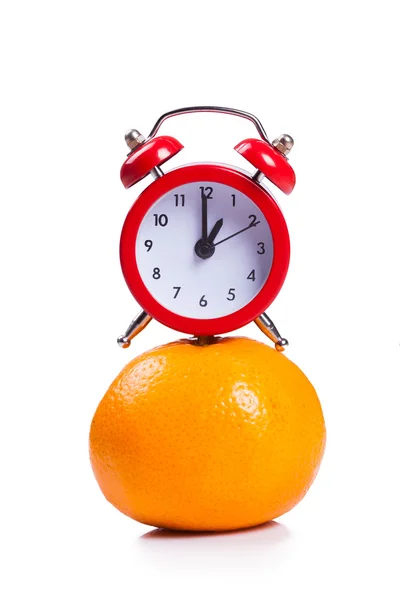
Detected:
[{"left": 1, "top": 1, "right": 399, "bottom": 598}]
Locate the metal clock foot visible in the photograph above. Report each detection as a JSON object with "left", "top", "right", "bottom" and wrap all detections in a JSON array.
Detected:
[
  {"left": 117, "top": 311, "right": 152, "bottom": 348},
  {"left": 254, "top": 313, "right": 289, "bottom": 352}
]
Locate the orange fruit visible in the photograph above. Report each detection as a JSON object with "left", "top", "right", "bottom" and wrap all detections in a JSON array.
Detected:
[{"left": 89, "top": 337, "right": 325, "bottom": 531}]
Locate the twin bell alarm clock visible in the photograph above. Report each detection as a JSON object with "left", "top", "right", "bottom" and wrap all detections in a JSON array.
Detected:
[{"left": 116, "top": 106, "right": 296, "bottom": 350}]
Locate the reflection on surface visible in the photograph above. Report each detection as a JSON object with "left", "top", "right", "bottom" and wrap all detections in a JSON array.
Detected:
[{"left": 137, "top": 521, "right": 291, "bottom": 573}]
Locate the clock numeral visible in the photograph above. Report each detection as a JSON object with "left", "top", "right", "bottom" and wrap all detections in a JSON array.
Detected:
[
  {"left": 227, "top": 288, "right": 236, "bottom": 301},
  {"left": 154, "top": 213, "right": 168, "bottom": 227},
  {"left": 152, "top": 267, "right": 161, "bottom": 279},
  {"left": 199, "top": 186, "right": 213, "bottom": 200},
  {"left": 248, "top": 214, "right": 260, "bottom": 227},
  {"left": 247, "top": 269, "right": 256, "bottom": 281},
  {"left": 173, "top": 286, "right": 181, "bottom": 298},
  {"left": 144, "top": 240, "right": 153, "bottom": 252},
  {"left": 199, "top": 294, "right": 208, "bottom": 307},
  {"left": 257, "top": 242, "right": 265, "bottom": 254},
  {"left": 231, "top": 194, "right": 236, "bottom": 207},
  {"left": 174, "top": 194, "right": 185, "bottom": 207}
]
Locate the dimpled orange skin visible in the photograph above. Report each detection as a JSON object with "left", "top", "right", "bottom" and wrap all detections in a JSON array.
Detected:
[{"left": 89, "top": 337, "right": 326, "bottom": 531}]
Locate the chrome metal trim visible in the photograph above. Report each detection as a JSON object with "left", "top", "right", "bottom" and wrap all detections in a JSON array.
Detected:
[
  {"left": 117, "top": 311, "right": 152, "bottom": 348},
  {"left": 255, "top": 312, "right": 289, "bottom": 352},
  {"left": 147, "top": 106, "right": 270, "bottom": 142}
]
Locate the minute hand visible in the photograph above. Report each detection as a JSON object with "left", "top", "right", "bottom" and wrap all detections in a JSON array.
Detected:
[
  {"left": 201, "top": 190, "right": 208, "bottom": 241},
  {"left": 213, "top": 220, "right": 260, "bottom": 247}
]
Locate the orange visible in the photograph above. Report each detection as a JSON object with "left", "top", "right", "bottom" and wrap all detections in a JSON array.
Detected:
[{"left": 89, "top": 337, "right": 326, "bottom": 531}]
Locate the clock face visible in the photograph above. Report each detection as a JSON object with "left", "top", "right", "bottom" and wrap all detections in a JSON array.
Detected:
[{"left": 135, "top": 181, "right": 274, "bottom": 319}]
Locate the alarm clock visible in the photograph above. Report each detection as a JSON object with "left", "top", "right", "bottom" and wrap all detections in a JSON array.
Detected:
[{"left": 117, "top": 107, "right": 296, "bottom": 351}]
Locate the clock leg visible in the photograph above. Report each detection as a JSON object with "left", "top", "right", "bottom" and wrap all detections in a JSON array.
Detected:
[
  {"left": 254, "top": 313, "right": 289, "bottom": 352},
  {"left": 117, "top": 311, "right": 152, "bottom": 348}
]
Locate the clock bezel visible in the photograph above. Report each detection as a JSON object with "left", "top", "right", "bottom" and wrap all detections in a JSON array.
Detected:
[{"left": 120, "top": 164, "right": 290, "bottom": 335}]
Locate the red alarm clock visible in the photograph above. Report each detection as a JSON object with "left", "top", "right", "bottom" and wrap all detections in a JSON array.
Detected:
[{"left": 117, "top": 107, "right": 296, "bottom": 351}]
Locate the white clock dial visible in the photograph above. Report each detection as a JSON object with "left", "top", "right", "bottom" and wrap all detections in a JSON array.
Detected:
[{"left": 136, "top": 181, "right": 274, "bottom": 319}]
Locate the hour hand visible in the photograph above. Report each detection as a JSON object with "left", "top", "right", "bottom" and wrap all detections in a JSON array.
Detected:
[
  {"left": 206, "top": 218, "right": 223, "bottom": 244},
  {"left": 194, "top": 217, "right": 223, "bottom": 260}
]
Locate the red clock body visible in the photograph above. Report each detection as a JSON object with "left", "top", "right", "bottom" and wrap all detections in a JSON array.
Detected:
[{"left": 120, "top": 164, "right": 290, "bottom": 336}]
